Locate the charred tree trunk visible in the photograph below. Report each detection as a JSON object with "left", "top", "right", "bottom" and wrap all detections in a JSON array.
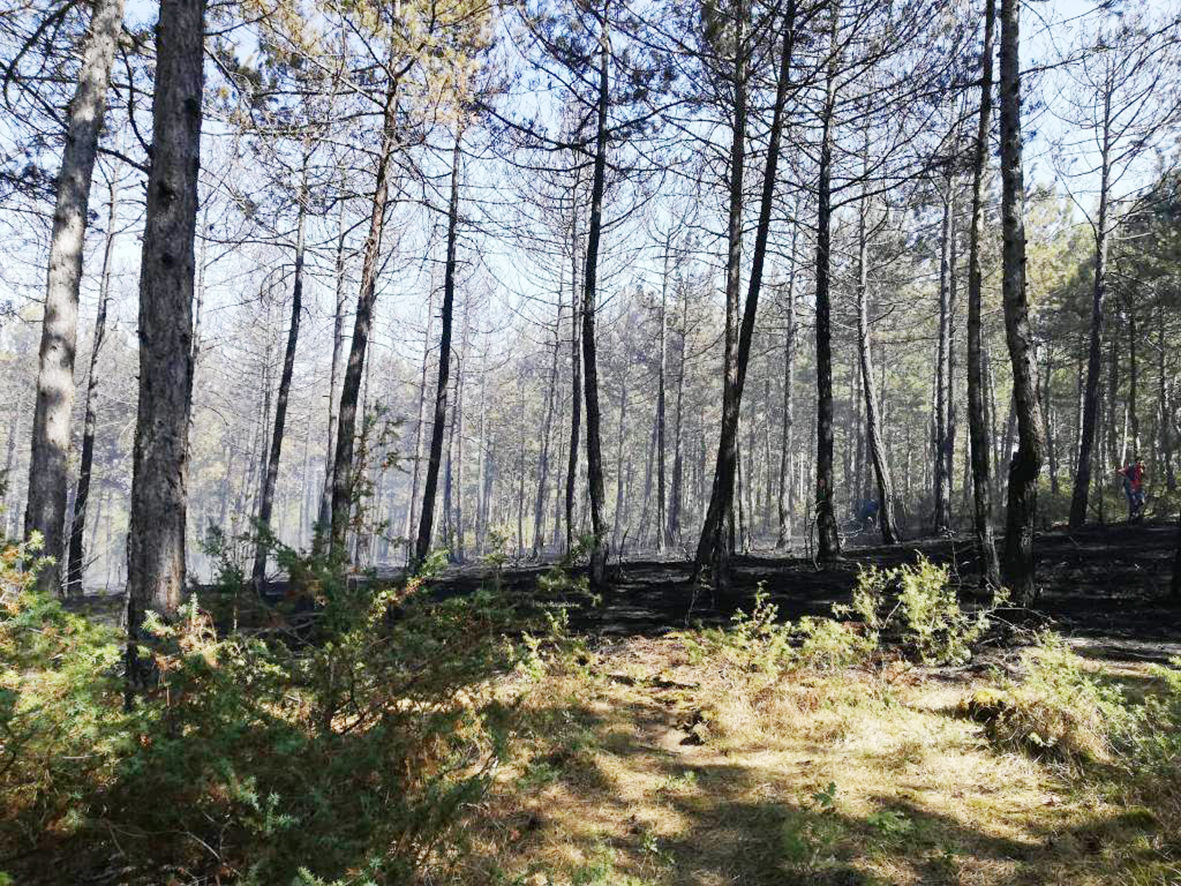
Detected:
[
  {"left": 667, "top": 281, "right": 688, "bottom": 546},
  {"left": 406, "top": 282, "right": 437, "bottom": 561},
  {"left": 475, "top": 344, "right": 489, "bottom": 553},
  {"left": 611, "top": 365, "right": 629, "bottom": 553},
  {"left": 26, "top": 0, "right": 125, "bottom": 593},
  {"left": 855, "top": 186, "right": 899, "bottom": 544},
  {"left": 933, "top": 182, "right": 954, "bottom": 534},
  {"left": 657, "top": 239, "right": 670, "bottom": 551},
  {"left": 253, "top": 156, "right": 309, "bottom": 588},
  {"left": 695, "top": 0, "right": 797, "bottom": 582},
  {"left": 947, "top": 195, "right": 959, "bottom": 518},
  {"left": 777, "top": 230, "right": 798, "bottom": 550},
  {"left": 126, "top": 0, "right": 205, "bottom": 695},
  {"left": 1128, "top": 308, "right": 1141, "bottom": 457},
  {"left": 454, "top": 309, "right": 470, "bottom": 561},
  {"left": 414, "top": 130, "right": 463, "bottom": 567},
  {"left": 533, "top": 302, "right": 562, "bottom": 557},
  {"left": 1043, "top": 346, "right": 1060, "bottom": 495},
  {"left": 316, "top": 177, "right": 350, "bottom": 547},
  {"left": 999, "top": 0, "right": 1045, "bottom": 603},
  {"left": 3, "top": 409, "right": 20, "bottom": 535},
  {"left": 966, "top": 0, "right": 1002, "bottom": 588},
  {"left": 1159, "top": 301, "right": 1175, "bottom": 490},
  {"left": 565, "top": 185, "right": 582, "bottom": 555},
  {"left": 66, "top": 174, "right": 120, "bottom": 594},
  {"left": 329, "top": 81, "right": 399, "bottom": 556},
  {"left": 1069, "top": 86, "right": 1113, "bottom": 528},
  {"left": 814, "top": 2, "right": 842, "bottom": 561},
  {"left": 582, "top": 18, "right": 611, "bottom": 587},
  {"left": 693, "top": 0, "right": 746, "bottom": 584},
  {"left": 516, "top": 376, "right": 526, "bottom": 555}
]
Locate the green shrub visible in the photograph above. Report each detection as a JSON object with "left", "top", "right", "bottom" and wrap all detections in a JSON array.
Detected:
[
  {"left": 961, "top": 633, "right": 1135, "bottom": 764},
  {"left": 839, "top": 555, "right": 1003, "bottom": 666},
  {"left": 680, "top": 587, "right": 875, "bottom": 676},
  {"left": 795, "top": 616, "right": 873, "bottom": 671},
  {"left": 1, "top": 536, "right": 570, "bottom": 884},
  {"left": 680, "top": 588, "right": 797, "bottom": 675},
  {"left": 0, "top": 535, "right": 124, "bottom": 847}
]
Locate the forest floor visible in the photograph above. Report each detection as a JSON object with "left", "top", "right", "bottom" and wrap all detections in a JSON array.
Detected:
[
  {"left": 72, "top": 521, "right": 1181, "bottom": 659},
  {"left": 434, "top": 520, "right": 1181, "bottom": 661},
  {"left": 59, "top": 522, "right": 1181, "bottom": 884},
  {"left": 427, "top": 522, "right": 1181, "bottom": 885}
]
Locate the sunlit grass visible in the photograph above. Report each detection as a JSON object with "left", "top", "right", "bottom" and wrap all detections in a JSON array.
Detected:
[{"left": 453, "top": 635, "right": 1174, "bottom": 886}]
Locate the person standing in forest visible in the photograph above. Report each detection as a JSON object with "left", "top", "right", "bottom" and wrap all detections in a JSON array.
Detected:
[{"left": 1117, "top": 458, "right": 1146, "bottom": 521}]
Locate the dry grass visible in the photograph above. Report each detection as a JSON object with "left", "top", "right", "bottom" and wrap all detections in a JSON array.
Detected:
[{"left": 440, "top": 636, "right": 1175, "bottom": 886}]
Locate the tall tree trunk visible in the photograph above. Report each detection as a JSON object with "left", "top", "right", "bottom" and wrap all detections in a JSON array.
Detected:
[
  {"left": 657, "top": 239, "right": 669, "bottom": 552},
  {"left": 611, "top": 364, "right": 629, "bottom": 553},
  {"left": 565, "top": 186, "right": 582, "bottom": 555},
  {"left": 415, "top": 129, "right": 463, "bottom": 567},
  {"left": 1069, "top": 88, "right": 1112, "bottom": 528},
  {"left": 516, "top": 376, "right": 526, "bottom": 555},
  {"left": 1159, "top": 301, "right": 1175, "bottom": 490},
  {"left": 735, "top": 437, "right": 747, "bottom": 552},
  {"left": 475, "top": 344, "right": 489, "bottom": 553},
  {"left": 3, "top": 408, "right": 20, "bottom": 536},
  {"left": 855, "top": 185, "right": 900, "bottom": 544},
  {"left": 126, "top": 0, "right": 205, "bottom": 694},
  {"left": 316, "top": 177, "right": 349, "bottom": 546},
  {"left": 25, "top": 0, "right": 125, "bottom": 593},
  {"left": 252, "top": 155, "right": 309, "bottom": 588},
  {"left": 442, "top": 378, "right": 455, "bottom": 553},
  {"left": 966, "top": 0, "right": 1002, "bottom": 588},
  {"left": 1128, "top": 309, "right": 1141, "bottom": 456},
  {"left": 668, "top": 280, "right": 687, "bottom": 546},
  {"left": 66, "top": 173, "right": 120, "bottom": 594},
  {"left": 1043, "top": 346, "right": 1060, "bottom": 495},
  {"left": 692, "top": 0, "right": 746, "bottom": 584},
  {"left": 777, "top": 235, "right": 798, "bottom": 550},
  {"left": 330, "top": 80, "right": 399, "bottom": 556},
  {"left": 254, "top": 329, "right": 275, "bottom": 532},
  {"left": 947, "top": 191, "right": 959, "bottom": 517},
  {"left": 638, "top": 407, "right": 657, "bottom": 547},
  {"left": 581, "top": 17, "right": 611, "bottom": 587},
  {"left": 453, "top": 306, "right": 470, "bottom": 561},
  {"left": 1106, "top": 329, "right": 1120, "bottom": 472},
  {"left": 533, "top": 302, "right": 562, "bottom": 557},
  {"left": 405, "top": 281, "right": 437, "bottom": 561},
  {"left": 815, "top": 1, "right": 842, "bottom": 561},
  {"left": 761, "top": 376, "right": 773, "bottom": 534},
  {"left": 298, "top": 401, "right": 313, "bottom": 547},
  {"left": 999, "top": 0, "right": 1045, "bottom": 603},
  {"left": 696, "top": 0, "right": 797, "bottom": 581},
  {"left": 933, "top": 182, "right": 954, "bottom": 533}
]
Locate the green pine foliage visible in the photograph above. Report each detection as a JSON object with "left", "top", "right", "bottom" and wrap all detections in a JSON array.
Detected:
[{"left": 0, "top": 531, "right": 573, "bottom": 884}]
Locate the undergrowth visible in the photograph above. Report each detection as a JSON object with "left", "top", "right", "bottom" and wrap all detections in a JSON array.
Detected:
[
  {"left": 0, "top": 529, "right": 577, "bottom": 885},
  {"left": 680, "top": 554, "right": 1004, "bottom": 675},
  {"left": 962, "top": 632, "right": 1181, "bottom": 864}
]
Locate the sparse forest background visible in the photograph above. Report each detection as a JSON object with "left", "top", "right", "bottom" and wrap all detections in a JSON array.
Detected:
[
  {"left": 5, "top": 0, "right": 1181, "bottom": 883},
  {"left": 2, "top": 0, "right": 1179, "bottom": 596}
]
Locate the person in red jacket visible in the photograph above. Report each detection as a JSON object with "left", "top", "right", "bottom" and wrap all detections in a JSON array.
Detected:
[{"left": 1117, "top": 459, "right": 1147, "bottom": 521}]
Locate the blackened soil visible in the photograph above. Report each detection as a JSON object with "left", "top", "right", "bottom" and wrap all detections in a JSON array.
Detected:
[
  {"left": 69, "top": 522, "right": 1181, "bottom": 663},
  {"left": 438, "top": 522, "right": 1181, "bottom": 661}
]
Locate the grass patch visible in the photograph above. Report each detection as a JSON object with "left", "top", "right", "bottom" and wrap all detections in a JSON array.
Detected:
[{"left": 455, "top": 626, "right": 1180, "bottom": 886}]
